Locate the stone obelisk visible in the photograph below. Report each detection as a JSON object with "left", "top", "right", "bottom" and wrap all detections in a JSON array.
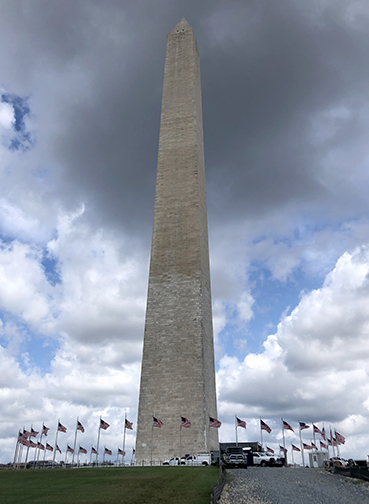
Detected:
[{"left": 135, "top": 18, "right": 218, "bottom": 465}]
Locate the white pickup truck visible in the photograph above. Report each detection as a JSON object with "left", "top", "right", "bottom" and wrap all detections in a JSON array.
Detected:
[
  {"left": 162, "top": 457, "right": 183, "bottom": 466},
  {"left": 162, "top": 452, "right": 211, "bottom": 466},
  {"left": 182, "top": 452, "right": 211, "bottom": 466}
]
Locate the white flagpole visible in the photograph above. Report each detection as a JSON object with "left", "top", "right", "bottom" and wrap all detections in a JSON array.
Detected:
[
  {"left": 335, "top": 430, "right": 340, "bottom": 457},
  {"left": 96, "top": 416, "right": 102, "bottom": 465},
  {"left": 235, "top": 416, "right": 238, "bottom": 446},
  {"left": 37, "top": 424, "right": 44, "bottom": 465},
  {"left": 281, "top": 419, "right": 286, "bottom": 465},
  {"left": 150, "top": 415, "right": 154, "bottom": 466},
  {"left": 179, "top": 419, "right": 182, "bottom": 460},
  {"left": 122, "top": 413, "right": 127, "bottom": 467},
  {"left": 25, "top": 426, "right": 31, "bottom": 467},
  {"left": 72, "top": 417, "right": 79, "bottom": 465},
  {"left": 13, "top": 431, "right": 20, "bottom": 469},
  {"left": 260, "top": 418, "right": 263, "bottom": 449},
  {"left": 53, "top": 419, "right": 59, "bottom": 465},
  {"left": 18, "top": 441, "right": 23, "bottom": 466},
  {"left": 299, "top": 425, "right": 305, "bottom": 467},
  {"left": 291, "top": 445, "right": 295, "bottom": 465},
  {"left": 330, "top": 426, "right": 336, "bottom": 458}
]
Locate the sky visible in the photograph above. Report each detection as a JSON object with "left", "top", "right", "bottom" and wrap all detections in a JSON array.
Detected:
[{"left": 1, "top": 0, "right": 369, "bottom": 465}]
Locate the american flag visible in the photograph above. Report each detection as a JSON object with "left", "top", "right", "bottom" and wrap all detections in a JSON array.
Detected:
[
  {"left": 104, "top": 447, "right": 112, "bottom": 455},
  {"left": 299, "top": 422, "right": 309, "bottom": 430},
  {"left": 283, "top": 420, "right": 294, "bottom": 432},
  {"left": 311, "top": 442, "right": 317, "bottom": 450},
  {"left": 118, "top": 448, "right": 125, "bottom": 455},
  {"left": 79, "top": 446, "right": 87, "bottom": 454},
  {"left": 303, "top": 443, "right": 312, "bottom": 450},
  {"left": 153, "top": 416, "right": 163, "bottom": 428},
  {"left": 320, "top": 441, "right": 327, "bottom": 449},
  {"left": 236, "top": 417, "right": 246, "bottom": 429},
  {"left": 58, "top": 422, "right": 67, "bottom": 433},
  {"left": 46, "top": 443, "right": 53, "bottom": 452},
  {"left": 23, "top": 429, "right": 31, "bottom": 438},
  {"left": 67, "top": 445, "right": 74, "bottom": 453},
  {"left": 209, "top": 417, "right": 221, "bottom": 428},
  {"left": 313, "top": 424, "right": 322, "bottom": 435},
  {"left": 321, "top": 427, "right": 326, "bottom": 440},
  {"left": 77, "top": 421, "right": 85, "bottom": 433},
  {"left": 42, "top": 425, "right": 50, "bottom": 436},
  {"left": 266, "top": 446, "right": 274, "bottom": 454},
  {"left": 335, "top": 431, "right": 346, "bottom": 444},
  {"left": 132, "top": 448, "right": 135, "bottom": 454},
  {"left": 56, "top": 444, "right": 62, "bottom": 454},
  {"left": 279, "top": 445, "right": 287, "bottom": 452},
  {"left": 100, "top": 419, "right": 110, "bottom": 430},
  {"left": 181, "top": 416, "right": 191, "bottom": 428},
  {"left": 125, "top": 419, "right": 133, "bottom": 430},
  {"left": 292, "top": 444, "right": 301, "bottom": 451},
  {"left": 29, "top": 440, "right": 37, "bottom": 448},
  {"left": 91, "top": 447, "right": 98, "bottom": 454},
  {"left": 37, "top": 442, "right": 45, "bottom": 450},
  {"left": 30, "top": 428, "right": 39, "bottom": 437},
  {"left": 327, "top": 438, "right": 332, "bottom": 446},
  {"left": 260, "top": 419, "right": 272, "bottom": 433}
]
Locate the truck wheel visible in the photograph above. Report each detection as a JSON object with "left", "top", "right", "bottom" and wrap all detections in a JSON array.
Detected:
[
  {"left": 261, "top": 461, "right": 266, "bottom": 467},
  {"left": 202, "top": 461, "right": 208, "bottom": 466}
]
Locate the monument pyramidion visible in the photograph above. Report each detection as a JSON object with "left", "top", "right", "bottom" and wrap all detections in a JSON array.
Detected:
[{"left": 135, "top": 18, "right": 218, "bottom": 465}]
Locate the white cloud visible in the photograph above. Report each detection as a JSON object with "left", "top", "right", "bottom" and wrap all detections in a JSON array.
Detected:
[
  {"left": 0, "top": 101, "right": 14, "bottom": 129},
  {"left": 0, "top": 239, "right": 54, "bottom": 332},
  {"left": 217, "top": 244, "right": 369, "bottom": 459}
]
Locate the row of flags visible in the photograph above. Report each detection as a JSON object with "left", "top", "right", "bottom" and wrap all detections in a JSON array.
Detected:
[
  {"left": 233, "top": 416, "right": 346, "bottom": 463},
  {"left": 259, "top": 418, "right": 345, "bottom": 445},
  {"left": 151, "top": 416, "right": 222, "bottom": 429},
  {"left": 14, "top": 416, "right": 134, "bottom": 467}
]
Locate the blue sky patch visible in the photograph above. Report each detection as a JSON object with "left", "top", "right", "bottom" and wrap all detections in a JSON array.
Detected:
[
  {"left": 1, "top": 93, "right": 34, "bottom": 151},
  {"left": 219, "top": 264, "right": 323, "bottom": 359},
  {"left": 42, "top": 250, "right": 61, "bottom": 286}
]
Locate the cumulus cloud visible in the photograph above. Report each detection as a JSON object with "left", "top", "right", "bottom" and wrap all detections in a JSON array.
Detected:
[{"left": 217, "top": 245, "right": 369, "bottom": 456}]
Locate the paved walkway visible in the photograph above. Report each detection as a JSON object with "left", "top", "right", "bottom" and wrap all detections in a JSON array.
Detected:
[{"left": 218, "top": 467, "right": 369, "bottom": 504}]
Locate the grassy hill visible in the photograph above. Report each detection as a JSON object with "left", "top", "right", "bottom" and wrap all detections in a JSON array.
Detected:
[{"left": 0, "top": 466, "right": 219, "bottom": 504}]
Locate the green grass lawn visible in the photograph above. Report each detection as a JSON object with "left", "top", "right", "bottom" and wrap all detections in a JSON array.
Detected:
[{"left": 0, "top": 466, "right": 219, "bottom": 504}]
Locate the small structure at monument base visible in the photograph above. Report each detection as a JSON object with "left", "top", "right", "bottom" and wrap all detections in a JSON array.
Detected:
[
  {"left": 219, "top": 442, "right": 263, "bottom": 454},
  {"left": 309, "top": 451, "right": 329, "bottom": 468}
]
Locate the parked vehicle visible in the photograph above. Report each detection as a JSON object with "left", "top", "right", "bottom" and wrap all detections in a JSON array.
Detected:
[
  {"left": 162, "top": 457, "right": 182, "bottom": 466},
  {"left": 182, "top": 452, "right": 211, "bottom": 466},
  {"left": 163, "top": 452, "right": 211, "bottom": 466},
  {"left": 223, "top": 447, "right": 247, "bottom": 468},
  {"left": 253, "top": 452, "right": 276, "bottom": 466},
  {"left": 211, "top": 450, "right": 220, "bottom": 466},
  {"left": 252, "top": 452, "right": 284, "bottom": 467}
]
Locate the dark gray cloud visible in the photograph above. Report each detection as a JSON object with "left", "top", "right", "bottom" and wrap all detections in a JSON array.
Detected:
[{"left": 1, "top": 0, "right": 368, "bottom": 239}]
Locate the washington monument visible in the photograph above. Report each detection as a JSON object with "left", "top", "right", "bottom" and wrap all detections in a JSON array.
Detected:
[{"left": 135, "top": 18, "right": 218, "bottom": 465}]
